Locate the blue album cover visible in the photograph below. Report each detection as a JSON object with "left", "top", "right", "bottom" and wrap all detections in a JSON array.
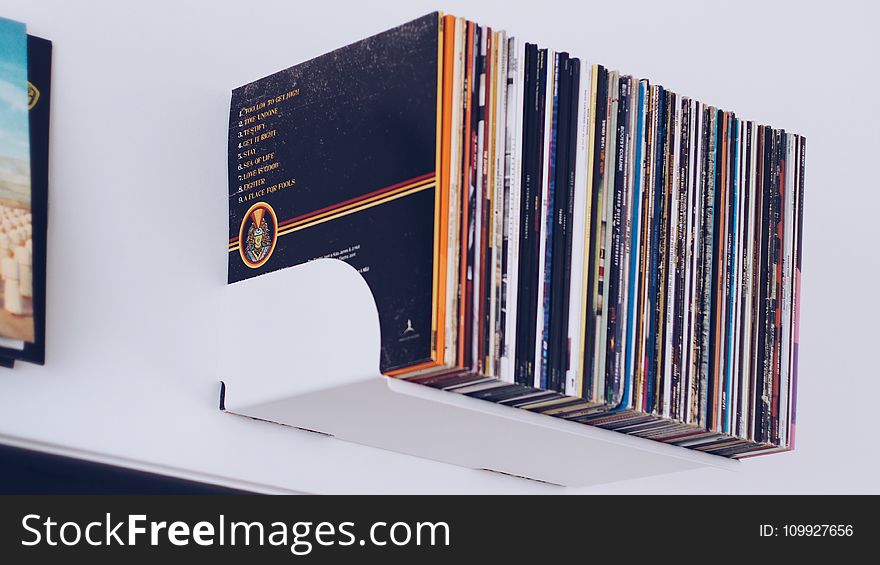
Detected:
[{"left": 0, "top": 17, "right": 32, "bottom": 349}]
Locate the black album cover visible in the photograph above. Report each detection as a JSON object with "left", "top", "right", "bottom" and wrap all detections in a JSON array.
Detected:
[
  {"left": 547, "top": 54, "right": 573, "bottom": 393},
  {"left": 227, "top": 13, "right": 440, "bottom": 373},
  {"left": 514, "top": 44, "right": 540, "bottom": 386}
]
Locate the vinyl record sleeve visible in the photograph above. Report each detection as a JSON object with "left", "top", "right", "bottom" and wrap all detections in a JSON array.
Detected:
[
  {"left": 227, "top": 13, "right": 443, "bottom": 374},
  {"left": 0, "top": 33, "right": 51, "bottom": 366}
]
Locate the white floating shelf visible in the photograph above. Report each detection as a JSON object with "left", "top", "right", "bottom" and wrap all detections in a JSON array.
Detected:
[{"left": 220, "top": 259, "right": 736, "bottom": 487}]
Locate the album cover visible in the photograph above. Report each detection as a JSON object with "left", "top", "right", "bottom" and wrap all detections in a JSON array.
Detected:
[
  {"left": 227, "top": 13, "right": 442, "bottom": 373},
  {"left": 0, "top": 22, "right": 50, "bottom": 366}
]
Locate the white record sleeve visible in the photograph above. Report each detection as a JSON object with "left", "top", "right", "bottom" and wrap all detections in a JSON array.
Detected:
[
  {"left": 501, "top": 38, "right": 526, "bottom": 384},
  {"left": 565, "top": 60, "right": 591, "bottom": 396}
]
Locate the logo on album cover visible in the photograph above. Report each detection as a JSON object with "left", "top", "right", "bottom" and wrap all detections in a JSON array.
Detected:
[
  {"left": 27, "top": 82, "right": 39, "bottom": 110},
  {"left": 399, "top": 318, "right": 420, "bottom": 342},
  {"left": 239, "top": 202, "right": 278, "bottom": 268}
]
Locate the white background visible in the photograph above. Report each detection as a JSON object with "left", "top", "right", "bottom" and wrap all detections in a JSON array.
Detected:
[{"left": 0, "top": 0, "right": 877, "bottom": 494}]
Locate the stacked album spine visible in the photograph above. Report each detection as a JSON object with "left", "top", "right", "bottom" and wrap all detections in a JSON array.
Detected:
[{"left": 402, "top": 15, "right": 805, "bottom": 458}]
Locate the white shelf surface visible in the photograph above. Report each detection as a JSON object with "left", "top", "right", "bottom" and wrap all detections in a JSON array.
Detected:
[
  {"left": 221, "top": 260, "right": 736, "bottom": 487},
  {"left": 0, "top": 0, "right": 877, "bottom": 494}
]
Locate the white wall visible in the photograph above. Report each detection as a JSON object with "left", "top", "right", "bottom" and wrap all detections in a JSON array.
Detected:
[{"left": 0, "top": 0, "right": 876, "bottom": 494}]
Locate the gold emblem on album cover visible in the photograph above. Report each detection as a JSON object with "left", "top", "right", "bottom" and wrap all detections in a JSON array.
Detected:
[
  {"left": 239, "top": 202, "right": 278, "bottom": 268},
  {"left": 27, "top": 82, "right": 39, "bottom": 110}
]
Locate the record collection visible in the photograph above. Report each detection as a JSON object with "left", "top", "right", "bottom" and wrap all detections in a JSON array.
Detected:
[
  {"left": 0, "top": 17, "right": 51, "bottom": 367},
  {"left": 227, "top": 12, "right": 805, "bottom": 458}
]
